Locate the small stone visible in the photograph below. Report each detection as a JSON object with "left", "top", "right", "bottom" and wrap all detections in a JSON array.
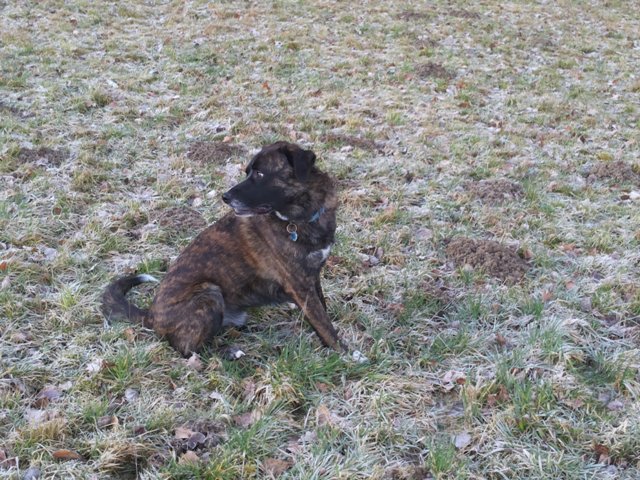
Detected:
[
  {"left": 579, "top": 297, "right": 592, "bottom": 312},
  {"left": 607, "top": 399, "right": 624, "bottom": 411},
  {"left": 23, "top": 467, "right": 41, "bottom": 480},
  {"left": 124, "top": 388, "right": 139, "bottom": 402},
  {"left": 352, "top": 350, "right": 369, "bottom": 363}
]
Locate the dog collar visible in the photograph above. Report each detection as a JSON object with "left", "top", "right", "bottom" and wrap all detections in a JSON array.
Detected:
[{"left": 284, "top": 207, "right": 326, "bottom": 242}]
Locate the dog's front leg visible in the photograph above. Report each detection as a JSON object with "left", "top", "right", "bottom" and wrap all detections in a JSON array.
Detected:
[
  {"left": 285, "top": 285, "right": 346, "bottom": 353},
  {"left": 314, "top": 277, "right": 327, "bottom": 310}
]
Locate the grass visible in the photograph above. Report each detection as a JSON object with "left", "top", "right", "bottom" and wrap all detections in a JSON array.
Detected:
[{"left": 1, "top": 0, "right": 640, "bottom": 478}]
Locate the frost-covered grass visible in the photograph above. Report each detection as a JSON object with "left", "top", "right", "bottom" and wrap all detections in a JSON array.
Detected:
[{"left": 1, "top": 1, "right": 640, "bottom": 478}]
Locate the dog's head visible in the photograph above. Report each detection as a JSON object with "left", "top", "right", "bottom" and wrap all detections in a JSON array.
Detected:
[{"left": 222, "top": 142, "right": 318, "bottom": 218}]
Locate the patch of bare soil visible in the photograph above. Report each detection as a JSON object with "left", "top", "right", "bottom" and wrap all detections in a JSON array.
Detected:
[
  {"left": 321, "top": 132, "right": 386, "bottom": 152},
  {"left": 156, "top": 206, "right": 208, "bottom": 236},
  {"left": 587, "top": 161, "right": 640, "bottom": 186},
  {"left": 17, "top": 147, "right": 68, "bottom": 166},
  {"left": 169, "top": 421, "right": 223, "bottom": 455},
  {"left": 468, "top": 179, "right": 523, "bottom": 204},
  {"left": 448, "top": 9, "right": 480, "bottom": 19},
  {"left": 187, "top": 141, "right": 245, "bottom": 164},
  {"left": 446, "top": 238, "right": 529, "bottom": 284},
  {"left": 416, "top": 62, "right": 454, "bottom": 80},
  {"left": 397, "top": 11, "right": 432, "bottom": 21},
  {"left": 0, "top": 101, "right": 32, "bottom": 118}
]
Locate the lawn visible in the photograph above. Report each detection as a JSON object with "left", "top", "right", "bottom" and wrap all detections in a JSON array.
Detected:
[{"left": 1, "top": 1, "right": 639, "bottom": 478}]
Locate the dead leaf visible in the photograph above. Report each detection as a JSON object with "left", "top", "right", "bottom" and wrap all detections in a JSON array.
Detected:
[
  {"left": 520, "top": 248, "right": 533, "bottom": 261},
  {"left": 285, "top": 439, "right": 302, "bottom": 455},
  {"left": 187, "top": 432, "right": 206, "bottom": 450},
  {"left": 454, "top": 431, "right": 472, "bottom": 449},
  {"left": 58, "top": 381, "right": 73, "bottom": 391},
  {"left": 97, "top": 415, "right": 119, "bottom": 429},
  {"left": 209, "top": 391, "right": 226, "bottom": 403},
  {"left": 179, "top": 450, "right": 199, "bottom": 465},
  {"left": 233, "top": 410, "right": 260, "bottom": 429},
  {"left": 175, "top": 426, "right": 195, "bottom": 440},
  {"left": 123, "top": 327, "right": 137, "bottom": 342},
  {"left": 262, "top": 81, "right": 271, "bottom": 93},
  {"left": 495, "top": 333, "right": 507, "bottom": 346},
  {"left": 186, "top": 352, "right": 204, "bottom": 371},
  {"left": 487, "top": 385, "right": 510, "bottom": 407},
  {"left": 442, "top": 370, "right": 466, "bottom": 390},
  {"left": 386, "top": 302, "right": 405, "bottom": 318},
  {"left": 316, "top": 404, "right": 334, "bottom": 427},
  {"left": 24, "top": 409, "right": 53, "bottom": 426},
  {"left": 299, "top": 430, "right": 317, "bottom": 444},
  {"left": 241, "top": 378, "right": 256, "bottom": 401},
  {"left": 52, "top": 449, "right": 82, "bottom": 461},
  {"left": 563, "top": 398, "right": 585, "bottom": 410},
  {"left": 497, "top": 384, "right": 510, "bottom": 402},
  {"left": 9, "top": 331, "right": 30, "bottom": 343},
  {"left": 34, "top": 386, "right": 62, "bottom": 408},
  {"left": 0, "top": 448, "right": 17, "bottom": 469},
  {"left": 541, "top": 290, "right": 554, "bottom": 302},
  {"left": 315, "top": 382, "right": 329, "bottom": 393},
  {"left": 85, "top": 358, "right": 105, "bottom": 374},
  {"left": 594, "top": 444, "right": 610, "bottom": 464},
  {"left": 262, "top": 457, "right": 292, "bottom": 476},
  {"left": 0, "top": 261, "right": 8, "bottom": 272}
]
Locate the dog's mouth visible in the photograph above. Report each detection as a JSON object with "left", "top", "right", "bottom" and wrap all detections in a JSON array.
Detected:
[{"left": 232, "top": 204, "right": 273, "bottom": 216}]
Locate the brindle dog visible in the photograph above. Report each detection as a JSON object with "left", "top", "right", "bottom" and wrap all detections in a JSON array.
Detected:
[{"left": 102, "top": 142, "right": 350, "bottom": 358}]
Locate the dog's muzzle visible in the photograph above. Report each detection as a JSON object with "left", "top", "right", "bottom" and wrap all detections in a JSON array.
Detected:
[{"left": 222, "top": 192, "right": 272, "bottom": 216}]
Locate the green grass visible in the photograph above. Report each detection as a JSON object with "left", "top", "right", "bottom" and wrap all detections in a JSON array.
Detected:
[{"left": 1, "top": 0, "right": 640, "bottom": 478}]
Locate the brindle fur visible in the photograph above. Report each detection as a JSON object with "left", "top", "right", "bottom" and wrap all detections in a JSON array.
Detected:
[{"left": 102, "top": 142, "right": 345, "bottom": 356}]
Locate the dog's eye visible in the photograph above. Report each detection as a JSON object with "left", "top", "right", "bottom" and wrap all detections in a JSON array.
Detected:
[{"left": 254, "top": 171, "right": 264, "bottom": 179}]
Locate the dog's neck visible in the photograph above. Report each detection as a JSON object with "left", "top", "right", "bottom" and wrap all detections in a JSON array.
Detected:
[
  {"left": 273, "top": 207, "right": 328, "bottom": 242},
  {"left": 273, "top": 207, "right": 325, "bottom": 223}
]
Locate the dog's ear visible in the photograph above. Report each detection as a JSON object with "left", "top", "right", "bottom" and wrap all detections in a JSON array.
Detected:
[{"left": 280, "top": 144, "right": 316, "bottom": 182}]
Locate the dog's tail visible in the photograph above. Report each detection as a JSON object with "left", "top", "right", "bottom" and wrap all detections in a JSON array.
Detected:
[{"left": 101, "top": 274, "right": 158, "bottom": 326}]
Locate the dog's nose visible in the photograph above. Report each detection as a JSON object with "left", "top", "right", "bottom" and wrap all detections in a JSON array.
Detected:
[{"left": 222, "top": 192, "right": 231, "bottom": 204}]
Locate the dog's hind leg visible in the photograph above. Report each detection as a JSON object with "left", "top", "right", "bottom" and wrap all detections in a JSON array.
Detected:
[{"left": 154, "top": 282, "right": 225, "bottom": 356}]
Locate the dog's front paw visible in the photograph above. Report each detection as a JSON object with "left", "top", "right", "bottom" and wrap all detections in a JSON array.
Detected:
[{"left": 221, "top": 345, "right": 246, "bottom": 361}]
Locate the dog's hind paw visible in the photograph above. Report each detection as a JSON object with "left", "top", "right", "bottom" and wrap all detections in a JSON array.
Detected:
[{"left": 351, "top": 350, "right": 369, "bottom": 363}]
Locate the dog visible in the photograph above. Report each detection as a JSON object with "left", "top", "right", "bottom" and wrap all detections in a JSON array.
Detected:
[{"left": 102, "top": 141, "right": 354, "bottom": 359}]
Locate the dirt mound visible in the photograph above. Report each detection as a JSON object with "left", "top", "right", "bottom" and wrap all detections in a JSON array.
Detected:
[
  {"left": 397, "top": 10, "right": 432, "bottom": 21},
  {"left": 468, "top": 179, "right": 523, "bottom": 204},
  {"left": 0, "top": 101, "right": 33, "bottom": 118},
  {"left": 321, "top": 132, "right": 385, "bottom": 152},
  {"left": 587, "top": 161, "right": 640, "bottom": 186},
  {"left": 156, "top": 206, "right": 208, "bottom": 236},
  {"left": 187, "top": 141, "right": 245, "bottom": 164},
  {"left": 416, "top": 62, "right": 454, "bottom": 80},
  {"left": 445, "top": 237, "right": 528, "bottom": 284},
  {"left": 17, "top": 147, "right": 68, "bottom": 166},
  {"left": 448, "top": 9, "right": 480, "bottom": 19}
]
